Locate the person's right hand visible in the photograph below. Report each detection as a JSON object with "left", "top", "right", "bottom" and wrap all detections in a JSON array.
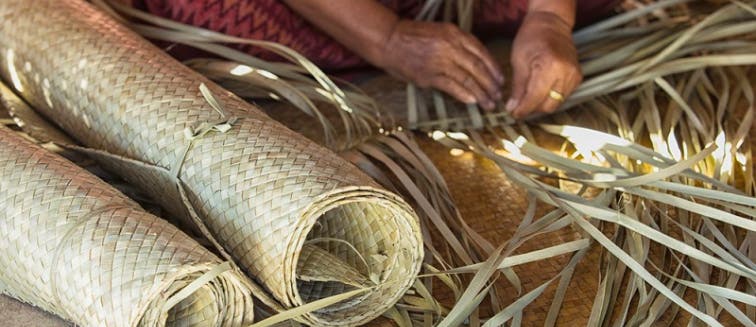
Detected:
[{"left": 375, "top": 20, "right": 504, "bottom": 110}]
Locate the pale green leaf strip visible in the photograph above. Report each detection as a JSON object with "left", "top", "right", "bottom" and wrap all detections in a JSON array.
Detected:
[
  {"left": 654, "top": 77, "right": 707, "bottom": 134},
  {"left": 518, "top": 141, "right": 623, "bottom": 175},
  {"left": 663, "top": 255, "right": 755, "bottom": 326},
  {"left": 248, "top": 288, "right": 371, "bottom": 327},
  {"left": 637, "top": 2, "right": 742, "bottom": 72},
  {"left": 423, "top": 264, "right": 462, "bottom": 300},
  {"left": 733, "top": 0, "right": 756, "bottom": 16},
  {"left": 481, "top": 279, "right": 555, "bottom": 327},
  {"left": 573, "top": 0, "right": 692, "bottom": 43},
  {"left": 412, "top": 280, "right": 443, "bottom": 314},
  {"left": 198, "top": 83, "right": 226, "bottom": 118},
  {"left": 571, "top": 55, "right": 756, "bottom": 104},
  {"left": 545, "top": 247, "right": 591, "bottom": 327},
  {"left": 444, "top": 239, "right": 590, "bottom": 274},
  {"left": 601, "top": 143, "right": 741, "bottom": 193},
  {"left": 565, "top": 200, "right": 756, "bottom": 279},
  {"left": 649, "top": 180, "right": 756, "bottom": 206},
  {"left": 581, "top": 146, "right": 715, "bottom": 188},
  {"left": 623, "top": 187, "right": 756, "bottom": 232},
  {"left": 436, "top": 244, "right": 506, "bottom": 327},
  {"left": 559, "top": 202, "right": 723, "bottom": 327},
  {"left": 665, "top": 214, "right": 756, "bottom": 271},
  {"left": 673, "top": 277, "right": 756, "bottom": 306}
]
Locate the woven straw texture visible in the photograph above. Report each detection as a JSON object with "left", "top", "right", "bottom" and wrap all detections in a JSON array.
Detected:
[
  {"left": 0, "top": 124, "right": 255, "bottom": 327},
  {"left": 0, "top": 0, "right": 423, "bottom": 325}
]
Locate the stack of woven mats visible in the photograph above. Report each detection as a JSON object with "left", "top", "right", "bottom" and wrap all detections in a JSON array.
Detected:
[{"left": 0, "top": 0, "right": 424, "bottom": 326}]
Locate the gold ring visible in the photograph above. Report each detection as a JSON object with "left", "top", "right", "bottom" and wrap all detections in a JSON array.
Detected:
[{"left": 549, "top": 89, "right": 565, "bottom": 102}]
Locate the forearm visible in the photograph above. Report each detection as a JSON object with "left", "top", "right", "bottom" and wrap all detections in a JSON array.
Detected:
[
  {"left": 284, "top": 0, "right": 504, "bottom": 108},
  {"left": 281, "top": 0, "right": 398, "bottom": 66},
  {"left": 527, "top": 0, "right": 576, "bottom": 28}
]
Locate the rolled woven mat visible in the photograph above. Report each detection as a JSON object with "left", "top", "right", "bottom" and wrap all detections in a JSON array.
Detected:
[
  {"left": 0, "top": 124, "right": 256, "bottom": 326},
  {"left": 0, "top": 0, "right": 423, "bottom": 325}
]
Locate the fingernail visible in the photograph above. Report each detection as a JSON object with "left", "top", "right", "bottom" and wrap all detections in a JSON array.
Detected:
[
  {"left": 494, "top": 91, "right": 503, "bottom": 100},
  {"left": 505, "top": 98, "right": 518, "bottom": 112},
  {"left": 483, "top": 100, "right": 495, "bottom": 110}
]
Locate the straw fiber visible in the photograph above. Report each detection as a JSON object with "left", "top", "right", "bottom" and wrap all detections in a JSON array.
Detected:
[
  {"left": 263, "top": 100, "right": 607, "bottom": 326},
  {"left": 0, "top": 0, "right": 423, "bottom": 325},
  {"left": 0, "top": 124, "right": 256, "bottom": 326},
  {"left": 5, "top": 103, "right": 747, "bottom": 326}
]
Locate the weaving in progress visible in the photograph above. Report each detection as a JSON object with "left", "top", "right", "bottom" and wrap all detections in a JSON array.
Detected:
[{"left": 1, "top": 0, "right": 755, "bottom": 326}]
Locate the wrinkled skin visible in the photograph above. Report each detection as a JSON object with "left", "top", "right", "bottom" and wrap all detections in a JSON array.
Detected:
[
  {"left": 377, "top": 20, "right": 504, "bottom": 110},
  {"left": 506, "top": 12, "right": 582, "bottom": 118},
  {"left": 377, "top": 14, "right": 581, "bottom": 118},
  {"left": 283, "top": 0, "right": 584, "bottom": 118}
]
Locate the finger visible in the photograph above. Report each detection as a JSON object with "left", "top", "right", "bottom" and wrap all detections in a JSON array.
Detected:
[
  {"left": 511, "top": 63, "right": 553, "bottom": 118},
  {"left": 563, "top": 69, "right": 583, "bottom": 99},
  {"left": 442, "top": 65, "right": 496, "bottom": 110},
  {"left": 505, "top": 57, "right": 530, "bottom": 115},
  {"left": 450, "top": 47, "right": 502, "bottom": 104},
  {"left": 537, "top": 79, "right": 565, "bottom": 114},
  {"left": 431, "top": 75, "right": 477, "bottom": 105},
  {"left": 538, "top": 68, "right": 582, "bottom": 114},
  {"left": 458, "top": 34, "right": 505, "bottom": 84}
]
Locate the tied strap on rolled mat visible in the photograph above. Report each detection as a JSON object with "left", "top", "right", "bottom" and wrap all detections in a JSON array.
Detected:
[
  {"left": 0, "top": 124, "right": 255, "bottom": 327},
  {"left": 0, "top": 0, "right": 424, "bottom": 326}
]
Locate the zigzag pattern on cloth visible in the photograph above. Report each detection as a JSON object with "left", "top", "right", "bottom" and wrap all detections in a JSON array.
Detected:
[
  {"left": 138, "top": 0, "right": 405, "bottom": 69},
  {"left": 132, "top": 0, "right": 617, "bottom": 70}
]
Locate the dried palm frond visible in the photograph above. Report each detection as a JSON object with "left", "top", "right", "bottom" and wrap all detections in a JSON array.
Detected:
[
  {"left": 4, "top": 0, "right": 754, "bottom": 326},
  {"left": 259, "top": 0, "right": 756, "bottom": 324},
  {"left": 385, "top": 0, "right": 756, "bottom": 325},
  {"left": 87, "top": 0, "right": 756, "bottom": 325}
]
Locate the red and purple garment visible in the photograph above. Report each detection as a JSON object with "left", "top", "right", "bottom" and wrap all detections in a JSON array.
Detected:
[{"left": 131, "top": 0, "right": 619, "bottom": 71}]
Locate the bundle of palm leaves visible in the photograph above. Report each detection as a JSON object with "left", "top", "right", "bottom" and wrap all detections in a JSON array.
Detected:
[{"left": 387, "top": 1, "right": 756, "bottom": 325}]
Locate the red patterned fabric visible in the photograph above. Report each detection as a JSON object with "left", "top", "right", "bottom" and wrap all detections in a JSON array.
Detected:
[{"left": 133, "top": 0, "right": 618, "bottom": 71}]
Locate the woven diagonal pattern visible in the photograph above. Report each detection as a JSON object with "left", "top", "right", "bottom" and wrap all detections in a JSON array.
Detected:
[
  {"left": 0, "top": 0, "right": 423, "bottom": 325},
  {"left": 0, "top": 125, "right": 255, "bottom": 326}
]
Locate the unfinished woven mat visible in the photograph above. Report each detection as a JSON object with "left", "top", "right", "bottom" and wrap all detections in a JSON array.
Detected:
[
  {"left": 0, "top": 0, "right": 423, "bottom": 325},
  {"left": 0, "top": 125, "right": 255, "bottom": 327}
]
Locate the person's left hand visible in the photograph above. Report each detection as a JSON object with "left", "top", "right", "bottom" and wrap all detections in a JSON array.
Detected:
[{"left": 505, "top": 11, "right": 582, "bottom": 118}]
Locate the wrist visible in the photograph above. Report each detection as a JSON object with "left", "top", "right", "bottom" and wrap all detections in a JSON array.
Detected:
[
  {"left": 527, "top": 0, "right": 576, "bottom": 28},
  {"left": 523, "top": 11, "right": 574, "bottom": 33},
  {"left": 281, "top": 0, "right": 400, "bottom": 69},
  {"left": 363, "top": 16, "right": 402, "bottom": 69}
]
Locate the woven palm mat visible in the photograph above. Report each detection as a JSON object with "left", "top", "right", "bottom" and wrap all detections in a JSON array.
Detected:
[
  {"left": 1, "top": 75, "right": 750, "bottom": 327},
  {"left": 2, "top": 97, "right": 593, "bottom": 326},
  {"left": 0, "top": 110, "right": 60, "bottom": 326},
  {"left": 2, "top": 81, "right": 750, "bottom": 327}
]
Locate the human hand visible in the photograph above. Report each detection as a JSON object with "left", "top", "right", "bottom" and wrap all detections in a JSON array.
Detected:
[
  {"left": 376, "top": 20, "right": 504, "bottom": 110},
  {"left": 505, "top": 11, "right": 582, "bottom": 118}
]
